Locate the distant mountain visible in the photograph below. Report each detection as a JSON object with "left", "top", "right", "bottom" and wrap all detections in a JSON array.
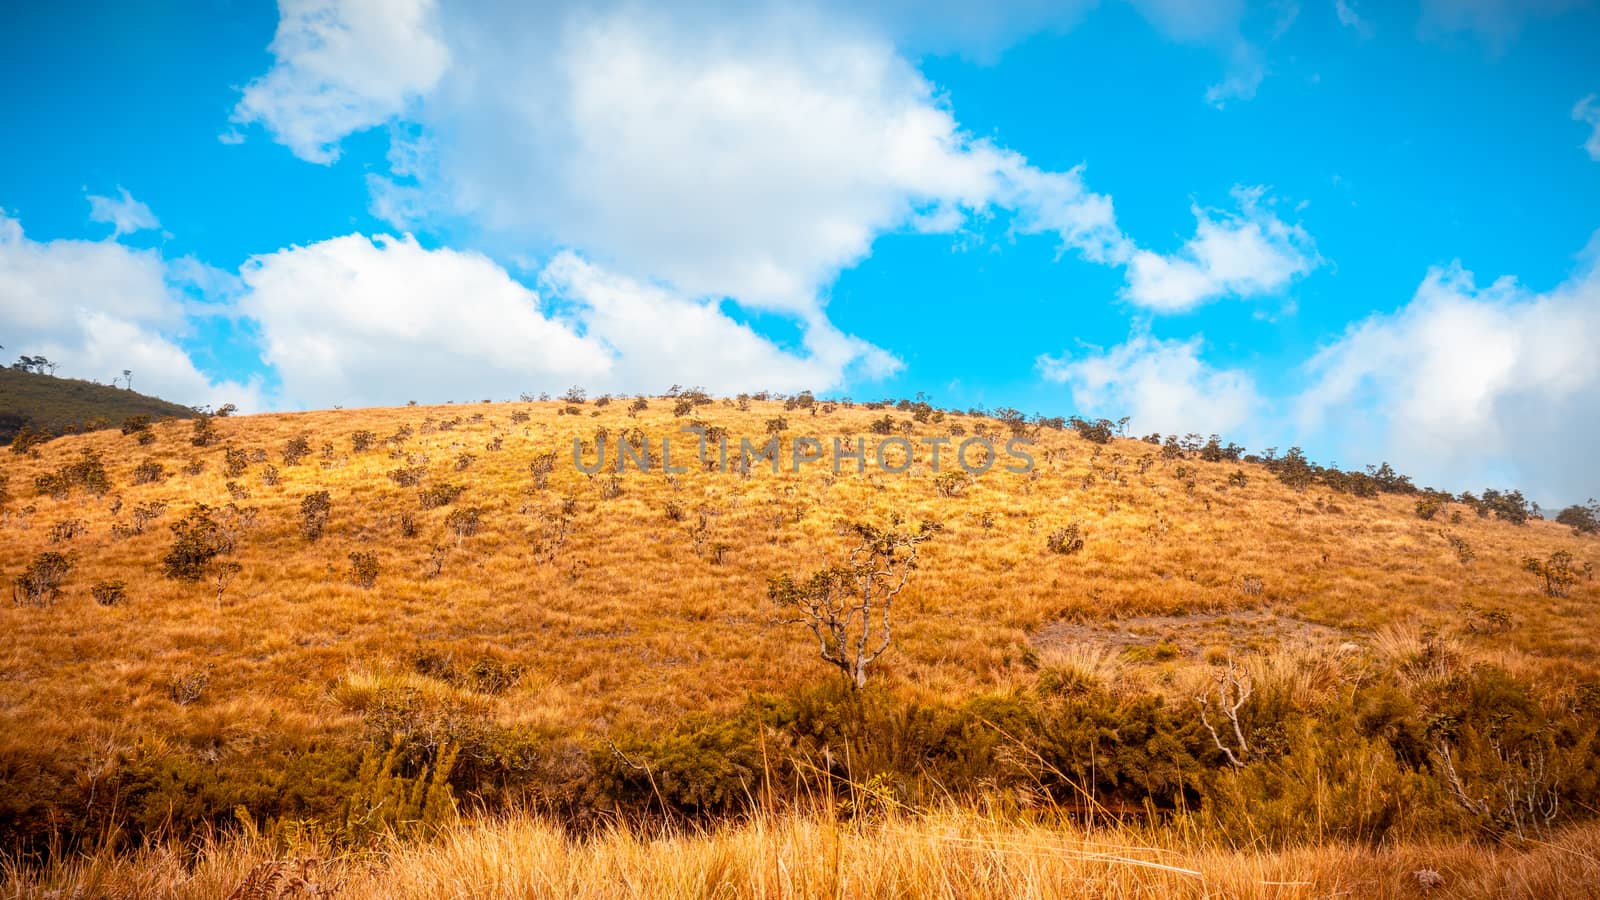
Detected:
[{"left": 0, "top": 367, "right": 197, "bottom": 444}]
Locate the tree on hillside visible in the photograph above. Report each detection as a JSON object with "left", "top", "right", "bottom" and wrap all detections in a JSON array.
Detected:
[
  {"left": 12, "top": 355, "right": 58, "bottom": 375},
  {"left": 768, "top": 518, "right": 938, "bottom": 688}
]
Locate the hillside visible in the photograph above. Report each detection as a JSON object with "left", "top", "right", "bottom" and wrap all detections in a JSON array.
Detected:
[
  {"left": 2, "top": 394, "right": 1598, "bottom": 896},
  {"left": 0, "top": 366, "right": 197, "bottom": 444}
]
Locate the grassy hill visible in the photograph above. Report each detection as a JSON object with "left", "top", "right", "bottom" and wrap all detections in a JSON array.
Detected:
[
  {"left": 0, "top": 366, "right": 197, "bottom": 444},
  {"left": 1, "top": 394, "right": 1597, "bottom": 897}
]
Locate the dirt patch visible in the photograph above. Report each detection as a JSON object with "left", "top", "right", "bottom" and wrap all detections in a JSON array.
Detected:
[{"left": 1030, "top": 607, "right": 1354, "bottom": 661}]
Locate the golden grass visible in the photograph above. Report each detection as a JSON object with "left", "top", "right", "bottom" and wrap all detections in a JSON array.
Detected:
[
  {"left": 2, "top": 399, "right": 1597, "bottom": 761},
  {"left": 2, "top": 396, "right": 1598, "bottom": 892},
  {"left": 7, "top": 807, "right": 1600, "bottom": 899}
]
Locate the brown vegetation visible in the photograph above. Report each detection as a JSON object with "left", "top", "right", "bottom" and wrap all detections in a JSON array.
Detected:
[{"left": 1, "top": 395, "right": 1597, "bottom": 893}]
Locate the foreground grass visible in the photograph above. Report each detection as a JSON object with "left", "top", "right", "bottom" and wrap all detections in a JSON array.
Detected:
[{"left": 8, "top": 808, "right": 1600, "bottom": 899}]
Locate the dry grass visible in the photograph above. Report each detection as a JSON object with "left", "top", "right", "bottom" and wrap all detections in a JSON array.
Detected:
[
  {"left": 7, "top": 807, "right": 1600, "bottom": 899},
  {"left": 2, "top": 396, "right": 1597, "bottom": 892},
  {"left": 2, "top": 398, "right": 1593, "bottom": 756}
]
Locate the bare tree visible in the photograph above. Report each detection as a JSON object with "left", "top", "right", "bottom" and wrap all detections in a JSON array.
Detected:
[
  {"left": 768, "top": 518, "right": 937, "bottom": 688},
  {"left": 1196, "top": 660, "right": 1253, "bottom": 768},
  {"left": 213, "top": 560, "right": 242, "bottom": 610}
]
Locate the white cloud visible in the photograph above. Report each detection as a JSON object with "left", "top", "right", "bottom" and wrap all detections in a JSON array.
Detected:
[
  {"left": 86, "top": 187, "right": 160, "bottom": 237},
  {"left": 1124, "top": 0, "right": 1270, "bottom": 108},
  {"left": 1203, "top": 53, "right": 1267, "bottom": 109},
  {"left": 235, "top": 233, "right": 899, "bottom": 409},
  {"left": 1334, "top": 0, "right": 1373, "bottom": 36},
  {"left": 238, "top": 233, "right": 609, "bottom": 408},
  {"left": 1122, "top": 186, "right": 1320, "bottom": 312},
  {"left": 359, "top": 5, "right": 1131, "bottom": 317},
  {"left": 540, "top": 252, "right": 902, "bottom": 394},
  {"left": 232, "top": 0, "right": 449, "bottom": 164},
  {"left": 1417, "top": 0, "right": 1585, "bottom": 52},
  {"left": 243, "top": 2, "right": 1312, "bottom": 326},
  {"left": 0, "top": 210, "right": 262, "bottom": 410},
  {"left": 1575, "top": 94, "right": 1600, "bottom": 161},
  {"left": 1038, "top": 332, "right": 1264, "bottom": 437},
  {"left": 1296, "top": 241, "right": 1600, "bottom": 503}
]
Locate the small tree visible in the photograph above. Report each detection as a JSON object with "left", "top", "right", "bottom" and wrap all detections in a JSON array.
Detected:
[
  {"left": 1522, "top": 550, "right": 1581, "bottom": 598},
  {"left": 1556, "top": 500, "right": 1599, "bottom": 536},
  {"left": 768, "top": 519, "right": 937, "bottom": 688},
  {"left": 1195, "top": 660, "right": 1253, "bottom": 768},
  {"left": 212, "top": 560, "right": 242, "bottom": 609}
]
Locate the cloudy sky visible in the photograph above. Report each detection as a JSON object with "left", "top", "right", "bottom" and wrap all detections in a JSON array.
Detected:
[{"left": 2, "top": 0, "right": 1598, "bottom": 503}]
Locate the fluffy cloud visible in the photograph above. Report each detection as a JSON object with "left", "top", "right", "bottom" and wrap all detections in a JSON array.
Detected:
[
  {"left": 357, "top": 5, "right": 1133, "bottom": 317},
  {"left": 232, "top": 0, "right": 449, "bottom": 164},
  {"left": 1575, "top": 94, "right": 1600, "bottom": 161},
  {"left": 1122, "top": 186, "right": 1320, "bottom": 312},
  {"left": 86, "top": 187, "right": 160, "bottom": 237},
  {"left": 1296, "top": 243, "right": 1600, "bottom": 503},
  {"left": 238, "top": 233, "right": 609, "bottom": 408},
  {"left": 540, "top": 252, "right": 902, "bottom": 393},
  {"left": 1038, "top": 332, "right": 1264, "bottom": 437},
  {"left": 235, "top": 233, "right": 900, "bottom": 409},
  {"left": 0, "top": 210, "right": 261, "bottom": 409},
  {"left": 238, "top": 2, "right": 1311, "bottom": 324}
]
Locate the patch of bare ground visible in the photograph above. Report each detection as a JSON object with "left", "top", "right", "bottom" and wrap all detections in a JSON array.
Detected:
[{"left": 1030, "top": 605, "right": 1355, "bottom": 661}]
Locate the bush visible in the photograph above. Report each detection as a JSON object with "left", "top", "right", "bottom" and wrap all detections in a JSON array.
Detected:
[
  {"left": 1556, "top": 501, "right": 1599, "bottom": 536},
  {"left": 166, "top": 667, "right": 209, "bottom": 705},
  {"left": 190, "top": 416, "right": 218, "bottom": 447},
  {"left": 91, "top": 579, "right": 127, "bottom": 606},
  {"left": 388, "top": 465, "right": 426, "bottom": 487},
  {"left": 1523, "top": 550, "right": 1582, "bottom": 598},
  {"left": 351, "top": 430, "right": 378, "bottom": 453},
  {"left": 445, "top": 506, "right": 482, "bottom": 542},
  {"left": 223, "top": 446, "right": 250, "bottom": 477},
  {"left": 12, "top": 551, "right": 73, "bottom": 606},
  {"left": 162, "top": 506, "right": 231, "bottom": 581},
  {"left": 418, "top": 483, "right": 464, "bottom": 509},
  {"left": 300, "top": 491, "right": 332, "bottom": 541},
  {"left": 1068, "top": 417, "right": 1114, "bottom": 444},
  {"left": 1046, "top": 522, "right": 1085, "bottom": 555},
  {"left": 35, "top": 450, "right": 111, "bottom": 498},
  {"left": 933, "top": 471, "right": 969, "bottom": 498},
  {"left": 133, "top": 460, "right": 166, "bottom": 485},
  {"left": 282, "top": 434, "right": 312, "bottom": 466},
  {"left": 349, "top": 551, "right": 379, "bottom": 588},
  {"left": 1415, "top": 495, "right": 1444, "bottom": 520}
]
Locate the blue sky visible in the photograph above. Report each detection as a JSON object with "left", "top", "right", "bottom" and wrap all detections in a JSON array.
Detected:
[{"left": 2, "top": 0, "right": 1598, "bottom": 503}]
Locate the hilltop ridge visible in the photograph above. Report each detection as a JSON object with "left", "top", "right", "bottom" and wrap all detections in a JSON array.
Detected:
[{"left": 0, "top": 366, "right": 197, "bottom": 445}]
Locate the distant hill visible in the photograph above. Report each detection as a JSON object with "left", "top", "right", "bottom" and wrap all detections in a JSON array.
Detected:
[{"left": 0, "top": 367, "right": 197, "bottom": 443}]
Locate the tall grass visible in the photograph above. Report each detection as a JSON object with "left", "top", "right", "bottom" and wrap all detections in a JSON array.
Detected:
[{"left": 7, "top": 806, "right": 1599, "bottom": 899}]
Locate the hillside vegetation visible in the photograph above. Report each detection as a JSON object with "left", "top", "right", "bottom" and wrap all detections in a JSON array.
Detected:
[
  {"left": 1, "top": 392, "right": 1597, "bottom": 896},
  {"left": 0, "top": 366, "right": 196, "bottom": 445}
]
